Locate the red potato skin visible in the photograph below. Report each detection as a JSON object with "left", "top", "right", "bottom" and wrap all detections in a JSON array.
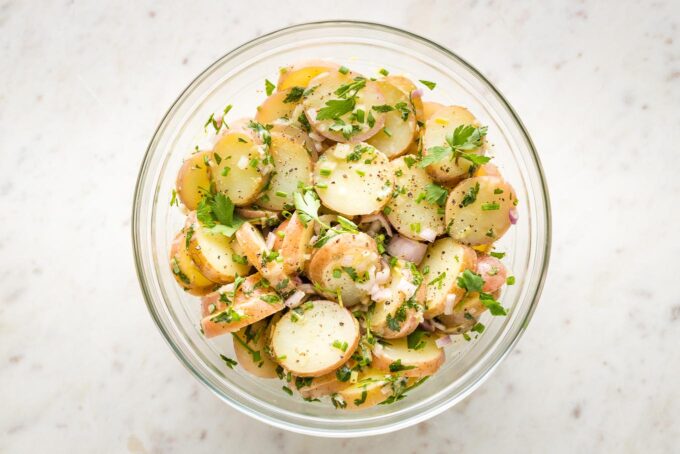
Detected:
[
  {"left": 476, "top": 254, "right": 507, "bottom": 293},
  {"left": 200, "top": 292, "right": 227, "bottom": 317}
]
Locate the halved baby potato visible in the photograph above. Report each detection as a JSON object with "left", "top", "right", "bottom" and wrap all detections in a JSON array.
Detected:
[
  {"left": 201, "top": 273, "right": 284, "bottom": 338},
  {"left": 385, "top": 156, "right": 446, "bottom": 241},
  {"left": 372, "top": 334, "right": 445, "bottom": 377},
  {"left": 366, "top": 80, "right": 417, "bottom": 158},
  {"left": 336, "top": 370, "right": 390, "bottom": 410},
  {"left": 175, "top": 150, "right": 212, "bottom": 210},
  {"left": 254, "top": 89, "right": 299, "bottom": 125},
  {"left": 275, "top": 211, "right": 315, "bottom": 274},
  {"left": 422, "top": 106, "right": 486, "bottom": 182},
  {"left": 187, "top": 214, "right": 252, "bottom": 284},
  {"left": 169, "top": 229, "right": 217, "bottom": 295},
  {"left": 270, "top": 300, "right": 360, "bottom": 377},
  {"left": 209, "top": 131, "right": 270, "bottom": 206},
  {"left": 235, "top": 222, "right": 296, "bottom": 294},
  {"left": 313, "top": 143, "right": 393, "bottom": 216},
  {"left": 270, "top": 124, "right": 317, "bottom": 158},
  {"left": 437, "top": 292, "right": 486, "bottom": 334},
  {"left": 277, "top": 60, "right": 340, "bottom": 91},
  {"left": 476, "top": 253, "right": 508, "bottom": 293},
  {"left": 232, "top": 319, "right": 279, "bottom": 379},
  {"left": 384, "top": 75, "right": 424, "bottom": 122},
  {"left": 418, "top": 237, "right": 477, "bottom": 318},
  {"left": 370, "top": 259, "right": 424, "bottom": 339},
  {"left": 257, "top": 134, "right": 313, "bottom": 211},
  {"left": 445, "top": 176, "right": 517, "bottom": 245},
  {"left": 308, "top": 232, "right": 380, "bottom": 307},
  {"left": 302, "top": 71, "right": 385, "bottom": 142}
]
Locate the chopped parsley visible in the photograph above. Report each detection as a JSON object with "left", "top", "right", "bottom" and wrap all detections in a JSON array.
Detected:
[
  {"left": 406, "top": 329, "right": 427, "bottom": 350},
  {"left": 170, "top": 189, "right": 179, "bottom": 207},
  {"left": 424, "top": 183, "right": 448, "bottom": 206},
  {"left": 460, "top": 182, "right": 480, "bottom": 207},
  {"left": 489, "top": 251, "right": 506, "bottom": 259},
  {"left": 507, "top": 276, "right": 516, "bottom": 285},
  {"left": 389, "top": 359, "right": 416, "bottom": 372},
  {"left": 283, "top": 86, "right": 305, "bottom": 103},
  {"left": 281, "top": 385, "right": 293, "bottom": 396},
  {"left": 332, "top": 340, "right": 349, "bottom": 352},
  {"left": 419, "top": 125, "right": 489, "bottom": 167},
  {"left": 419, "top": 79, "right": 436, "bottom": 90},
  {"left": 265, "top": 79, "right": 275, "bottom": 96},
  {"left": 335, "top": 365, "right": 352, "bottom": 382},
  {"left": 219, "top": 354, "right": 237, "bottom": 369},
  {"left": 354, "top": 387, "right": 368, "bottom": 406}
]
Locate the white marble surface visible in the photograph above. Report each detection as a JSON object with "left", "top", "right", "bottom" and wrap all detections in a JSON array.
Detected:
[{"left": 1, "top": 0, "right": 679, "bottom": 452}]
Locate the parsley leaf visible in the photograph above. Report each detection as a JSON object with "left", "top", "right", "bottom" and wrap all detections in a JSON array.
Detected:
[
  {"left": 419, "top": 146, "right": 451, "bottom": 167},
  {"left": 389, "top": 359, "right": 416, "bottom": 372},
  {"left": 316, "top": 98, "right": 356, "bottom": 121},
  {"left": 424, "top": 183, "right": 448, "bottom": 206},
  {"left": 419, "top": 125, "right": 488, "bottom": 168},
  {"left": 283, "top": 86, "right": 304, "bottom": 103},
  {"left": 211, "top": 193, "right": 234, "bottom": 226},
  {"left": 479, "top": 292, "right": 507, "bottom": 316},
  {"left": 293, "top": 190, "right": 321, "bottom": 226},
  {"left": 419, "top": 80, "right": 436, "bottom": 90},
  {"left": 460, "top": 182, "right": 480, "bottom": 207},
  {"left": 457, "top": 269, "right": 485, "bottom": 293},
  {"left": 219, "top": 354, "right": 237, "bottom": 369},
  {"left": 406, "top": 329, "right": 427, "bottom": 350},
  {"left": 265, "top": 79, "right": 275, "bottom": 96},
  {"left": 336, "top": 365, "right": 352, "bottom": 382}
]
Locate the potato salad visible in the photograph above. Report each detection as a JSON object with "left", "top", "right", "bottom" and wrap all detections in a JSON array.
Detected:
[{"left": 169, "top": 61, "right": 519, "bottom": 409}]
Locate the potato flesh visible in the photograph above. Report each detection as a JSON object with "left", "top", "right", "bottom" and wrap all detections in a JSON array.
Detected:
[
  {"left": 370, "top": 260, "right": 422, "bottom": 339},
  {"left": 313, "top": 143, "right": 393, "bottom": 216},
  {"left": 308, "top": 232, "right": 380, "bottom": 307},
  {"left": 254, "top": 90, "right": 298, "bottom": 125},
  {"left": 445, "top": 176, "right": 517, "bottom": 245},
  {"left": 270, "top": 300, "right": 359, "bottom": 376},
  {"left": 437, "top": 292, "right": 486, "bottom": 334},
  {"left": 419, "top": 237, "right": 477, "bottom": 318},
  {"left": 277, "top": 60, "right": 339, "bottom": 90},
  {"left": 420, "top": 101, "right": 445, "bottom": 123},
  {"left": 209, "top": 132, "right": 269, "bottom": 206},
  {"left": 385, "top": 156, "right": 445, "bottom": 241},
  {"left": 372, "top": 335, "right": 444, "bottom": 378},
  {"left": 384, "top": 75, "right": 424, "bottom": 122},
  {"left": 337, "top": 372, "right": 390, "bottom": 410},
  {"left": 278, "top": 212, "right": 314, "bottom": 274},
  {"left": 422, "top": 106, "right": 485, "bottom": 182},
  {"left": 188, "top": 218, "right": 251, "bottom": 284},
  {"left": 302, "top": 71, "right": 385, "bottom": 142},
  {"left": 170, "top": 231, "right": 216, "bottom": 295},
  {"left": 366, "top": 80, "right": 416, "bottom": 158},
  {"left": 175, "top": 151, "right": 212, "bottom": 211},
  {"left": 257, "top": 135, "right": 313, "bottom": 211},
  {"left": 232, "top": 320, "right": 279, "bottom": 379}
]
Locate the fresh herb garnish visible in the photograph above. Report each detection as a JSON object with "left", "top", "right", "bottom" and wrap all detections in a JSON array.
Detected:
[
  {"left": 406, "top": 329, "right": 427, "bottom": 350},
  {"left": 419, "top": 80, "right": 436, "bottom": 90},
  {"left": 389, "top": 359, "right": 416, "bottom": 372},
  {"left": 283, "top": 86, "right": 305, "bottom": 103},
  {"left": 265, "top": 79, "right": 275, "bottom": 96},
  {"left": 424, "top": 183, "right": 448, "bottom": 206},
  {"left": 335, "top": 365, "right": 352, "bottom": 382},
  {"left": 281, "top": 385, "right": 293, "bottom": 396},
  {"left": 481, "top": 202, "right": 500, "bottom": 211},
  {"left": 419, "top": 125, "right": 489, "bottom": 167},
  {"left": 332, "top": 340, "right": 349, "bottom": 352},
  {"left": 460, "top": 182, "right": 480, "bottom": 207},
  {"left": 219, "top": 354, "right": 237, "bottom": 369}
]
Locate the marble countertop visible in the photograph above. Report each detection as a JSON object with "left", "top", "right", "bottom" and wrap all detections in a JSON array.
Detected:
[{"left": 1, "top": 0, "right": 679, "bottom": 452}]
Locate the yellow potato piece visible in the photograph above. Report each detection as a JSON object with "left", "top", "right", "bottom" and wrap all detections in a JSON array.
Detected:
[
  {"left": 371, "top": 335, "right": 444, "bottom": 377},
  {"left": 367, "top": 80, "right": 417, "bottom": 158},
  {"left": 232, "top": 320, "right": 279, "bottom": 379},
  {"left": 169, "top": 229, "right": 217, "bottom": 295},
  {"left": 277, "top": 60, "right": 339, "bottom": 91},
  {"left": 175, "top": 151, "right": 212, "bottom": 210}
]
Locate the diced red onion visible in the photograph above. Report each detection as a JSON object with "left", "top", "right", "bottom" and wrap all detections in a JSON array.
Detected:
[
  {"left": 419, "top": 320, "right": 435, "bottom": 332},
  {"left": 375, "top": 261, "right": 391, "bottom": 284},
  {"left": 265, "top": 232, "right": 276, "bottom": 250},
  {"left": 420, "top": 228, "right": 437, "bottom": 243},
  {"left": 284, "top": 290, "right": 306, "bottom": 309},
  {"left": 435, "top": 335, "right": 452, "bottom": 348},
  {"left": 386, "top": 235, "right": 428, "bottom": 264},
  {"left": 433, "top": 320, "right": 447, "bottom": 331},
  {"left": 444, "top": 294, "right": 457, "bottom": 315},
  {"left": 360, "top": 214, "right": 393, "bottom": 236},
  {"left": 509, "top": 207, "right": 519, "bottom": 225},
  {"left": 309, "top": 130, "right": 324, "bottom": 143},
  {"left": 397, "top": 279, "right": 417, "bottom": 298},
  {"left": 411, "top": 89, "right": 424, "bottom": 98},
  {"left": 297, "top": 283, "right": 316, "bottom": 294}
]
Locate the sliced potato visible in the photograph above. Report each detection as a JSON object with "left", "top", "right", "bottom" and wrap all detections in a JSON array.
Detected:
[
  {"left": 384, "top": 75, "right": 424, "bottom": 121},
  {"left": 209, "top": 131, "right": 270, "bottom": 206},
  {"left": 422, "top": 106, "right": 486, "bottom": 182},
  {"left": 187, "top": 214, "right": 251, "bottom": 283},
  {"left": 366, "top": 80, "right": 417, "bottom": 158},
  {"left": 473, "top": 162, "right": 502, "bottom": 178},
  {"left": 270, "top": 300, "right": 360, "bottom": 377},
  {"left": 437, "top": 292, "right": 486, "bottom": 334},
  {"left": 276, "top": 211, "right": 314, "bottom": 274},
  {"left": 169, "top": 230, "right": 217, "bottom": 295},
  {"left": 295, "top": 361, "right": 354, "bottom": 399},
  {"left": 445, "top": 176, "right": 517, "bottom": 245},
  {"left": 235, "top": 222, "right": 296, "bottom": 294},
  {"left": 385, "top": 156, "right": 446, "bottom": 241},
  {"left": 372, "top": 334, "right": 444, "bottom": 377},
  {"left": 175, "top": 151, "right": 212, "bottom": 210},
  {"left": 201, "top": 291, "right": 227, "bottom": 317},
  {"left": 418, "top": 238, "right": 477, "bottom": 318},
  {"left": 420, "top": 101, "right": 445, "bottom": 123},
  {"left": 370, "top": 260, "right": 424, "bottom": 339},
  {"left": 257, "top": 134, "right": 313, "bottom": 211},
  {"left": 302, "top": 71, "right": 385, "bottom": 142},
  {"left": 277, "top": 60, "right": 339, "bottom": 91},
  {"left": 270, "top": 124, "right": 317, "bottom": 158},
  {"left": 313, "top": 143, "right": 393, "bottom": 216},
  {"left": 201, "top": 273, "right": 284, "bottom": 338},
  {"left": 254, "top": 89, "right": 298, "bottom": 124},
  {"left": 232, "top": 320, "right": 279, "bottom": 379},
  {"left": 336, "top": 371, "right": 390, "bottom": 410},
  {"left": 308, "top": 232, "right": 380, "bottom": 307}
]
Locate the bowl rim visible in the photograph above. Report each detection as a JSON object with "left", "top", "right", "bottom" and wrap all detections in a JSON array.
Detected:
[{"left": 132, "top": 19, "right": 552, "bottom": 437}]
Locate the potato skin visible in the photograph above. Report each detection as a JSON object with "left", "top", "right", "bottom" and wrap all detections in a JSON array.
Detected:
[
  {"left": 201, "top": 273, "right": 284, "bottom": 338},
  {"left": 445, "top": 176, "right": 517, "bottom": 245},
  {"left": 436, "top": 292, "right": 486, "bottom": 334},
  {"left": 371, "top": 335, "right": 444, "bottom": 377},
  {"left": 232, "top": 320, "right": 279, "bottom": 379},
  {"left": 175, "top": 151, "right": 212, "bottom": 211},
  {"left": 169, "top": 230, "right": 217, "bottom": 296},
  {"left": 278, "top": 212, "right": 314, "bottom": 274},
  {"left": 277, "top": 60, "right": 339, "bottom": 90}
]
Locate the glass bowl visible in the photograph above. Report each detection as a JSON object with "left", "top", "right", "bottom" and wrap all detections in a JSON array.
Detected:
[{"left": 132, "top": 21, "right": 551, "bottom": 437}]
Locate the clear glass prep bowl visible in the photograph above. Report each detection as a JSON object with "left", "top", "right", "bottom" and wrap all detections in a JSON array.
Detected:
[{"left": 132, "top": 21, "right": 551, "bottom": 437}]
